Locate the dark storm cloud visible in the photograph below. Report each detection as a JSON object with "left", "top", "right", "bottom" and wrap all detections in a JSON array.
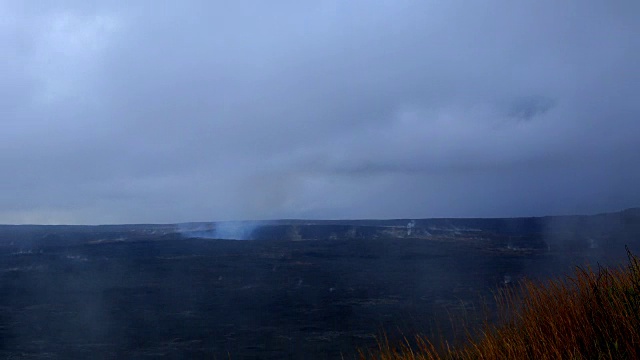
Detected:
[
  {"left": 1, "top": 1, "right": 639, "bottom": 224},
  {"left": 507, "top": 96, "right": 556, "bottom": 121}
]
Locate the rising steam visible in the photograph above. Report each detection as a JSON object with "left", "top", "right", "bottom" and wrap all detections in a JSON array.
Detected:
[{"left": 177, "top": 221, "right": 265, "bottom": 240}]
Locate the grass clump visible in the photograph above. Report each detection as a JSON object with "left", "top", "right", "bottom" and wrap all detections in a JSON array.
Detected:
[{"left": 362, "top": 248, "right": 640, "bottom": 359}]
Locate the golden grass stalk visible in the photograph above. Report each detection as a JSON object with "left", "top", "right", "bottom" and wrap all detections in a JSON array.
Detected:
[{"left": 362, "top": 247, "right": 640, "bottom": 359}]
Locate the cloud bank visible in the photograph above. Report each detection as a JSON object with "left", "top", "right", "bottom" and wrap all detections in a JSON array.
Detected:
[{"left": 1, "top": 1, "right": 639, "bottom": 223}]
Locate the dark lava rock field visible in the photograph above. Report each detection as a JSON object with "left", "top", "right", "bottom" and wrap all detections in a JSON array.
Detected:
[{"left": 0, "top": 208, "right": 638, "bottom": 359}]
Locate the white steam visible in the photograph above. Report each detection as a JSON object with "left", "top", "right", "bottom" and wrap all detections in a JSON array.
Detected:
[{"left": 177, "top": 221, "right": 265, "bottom": 240}]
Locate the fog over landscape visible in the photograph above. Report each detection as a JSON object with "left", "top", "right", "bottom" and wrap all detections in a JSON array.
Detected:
[{"left": 2, "top": 1, "right": 639, "bottom": 224}]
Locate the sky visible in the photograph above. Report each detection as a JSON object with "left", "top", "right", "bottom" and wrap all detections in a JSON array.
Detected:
[{"left": 1, "top": 1, "right": 639, "bottom": 224}]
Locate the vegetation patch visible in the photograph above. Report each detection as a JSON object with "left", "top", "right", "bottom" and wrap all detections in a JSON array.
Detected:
[{"left": 363, "top": 247, "right": 640, "bottom": 359}]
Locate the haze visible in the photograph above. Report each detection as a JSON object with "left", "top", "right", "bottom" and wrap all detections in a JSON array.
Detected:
[{"left": 1, "top": 1, "right": 639, "bottom": 224}]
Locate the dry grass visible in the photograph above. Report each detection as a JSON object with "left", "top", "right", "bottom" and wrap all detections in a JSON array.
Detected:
[{"left": 362, "top": 247, "right": 640, "bottom": 359}]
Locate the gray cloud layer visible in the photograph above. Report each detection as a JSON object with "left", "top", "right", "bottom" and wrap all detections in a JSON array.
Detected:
[{"left": 1, "top": 1, "right": 639, "bottom": 224}]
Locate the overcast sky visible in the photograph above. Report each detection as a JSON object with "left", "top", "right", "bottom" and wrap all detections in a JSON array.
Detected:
[{"left": 1, "top": 1, "right": 639, "bottom": 224}]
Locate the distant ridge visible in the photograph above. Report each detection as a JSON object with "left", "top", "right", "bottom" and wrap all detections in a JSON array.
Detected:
[{"left": 1, "top": 207, "right": 638, "bottom": 256}]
